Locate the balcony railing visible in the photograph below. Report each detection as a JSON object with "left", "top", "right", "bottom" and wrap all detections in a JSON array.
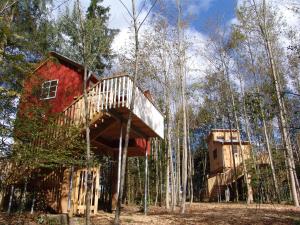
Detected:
[{"left": 59, "top": 75, "right": 164, "bottom": 139}]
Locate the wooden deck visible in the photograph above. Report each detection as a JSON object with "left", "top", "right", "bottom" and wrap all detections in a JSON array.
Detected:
[{"left": 58, "top": 75, "right": 164, "bottom": 157}]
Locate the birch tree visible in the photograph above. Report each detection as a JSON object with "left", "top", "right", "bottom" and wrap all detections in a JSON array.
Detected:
[
  {"left": 113, "top": 0, "right": 157, "bottom": 223},
  {"left": 248, "top": 0, "right": 299, "bottom": 207},
  {"left": 58, "top": 1, "right": 116, "bottom": 223}
]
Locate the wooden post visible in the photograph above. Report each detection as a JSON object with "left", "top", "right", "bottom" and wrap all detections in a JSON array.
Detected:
[{"left": 68, "top": 166, "right": 74, "bottom": 214}]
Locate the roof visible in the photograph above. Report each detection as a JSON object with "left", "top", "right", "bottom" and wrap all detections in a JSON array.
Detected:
[
  {"left": 211, "top": 129, "right": 238, "bottom": 132},
  {"left": 32, "top": 51, "right": 99, "bottom": 83},
  {"left": 49, "top": 51, "right": 84, "bottom": 70},
  {"left": 213, "top": 140, "right": 250, "bottom": 145}
]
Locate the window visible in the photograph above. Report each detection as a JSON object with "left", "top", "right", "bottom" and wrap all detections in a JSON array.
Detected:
[
  {"left": 41, "top": 80, "right": 58, "bottom": 99},
  {"left": 213, "top": 149, "right": 217, "bottom": 159}
]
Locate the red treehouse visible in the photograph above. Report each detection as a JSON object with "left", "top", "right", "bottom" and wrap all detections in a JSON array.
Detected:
[{"left": 18, "top": 52, "right": 164, "bottom": 215}]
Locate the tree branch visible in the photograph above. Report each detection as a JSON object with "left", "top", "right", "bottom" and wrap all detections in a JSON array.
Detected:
[
  {"left": 137, "top": 0, "right": 158, "bottom": 32},
  {"left": 0, "top": 0, "right": 18, "bottom": 15},
  {"left": 118, "top": 0, "right": 134, "bottom": 19}
]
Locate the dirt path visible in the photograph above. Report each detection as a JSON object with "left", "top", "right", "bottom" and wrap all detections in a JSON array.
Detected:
[{"left": 1, "top": 203, "right": 299, "bottom": 224}]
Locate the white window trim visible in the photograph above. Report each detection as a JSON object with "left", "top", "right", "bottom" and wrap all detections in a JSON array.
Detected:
[{"left": 41, "top": 79, "right": 59, "bottom": 100}]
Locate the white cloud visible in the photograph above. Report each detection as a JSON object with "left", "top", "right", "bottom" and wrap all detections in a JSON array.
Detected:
[
  {"left": 185, "top": 0, "right": 215, "bottom": 17},
  {"left": 102, "top": 0, "right": 137, "bottom": 30}
]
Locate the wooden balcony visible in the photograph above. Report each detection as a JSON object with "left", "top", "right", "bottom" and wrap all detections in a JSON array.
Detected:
[{"left": 59, "top": 75, "right": 164, "bottom": 157}]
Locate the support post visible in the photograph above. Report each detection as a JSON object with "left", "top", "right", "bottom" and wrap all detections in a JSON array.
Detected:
[{"left": 68, "top": 166, "right": 74, "bottom": 215}]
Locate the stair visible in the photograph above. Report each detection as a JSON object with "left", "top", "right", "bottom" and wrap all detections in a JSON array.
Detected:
[{"left": 209, "top": 184, "right": 227, "bottom": 202}]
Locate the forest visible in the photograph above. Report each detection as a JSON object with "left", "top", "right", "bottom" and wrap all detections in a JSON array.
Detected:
[{"left": 1, "top": 0, "right": 300, "bottom": 224}]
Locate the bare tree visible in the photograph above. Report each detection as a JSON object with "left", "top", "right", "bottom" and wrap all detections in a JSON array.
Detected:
[
  {"left": 114, "top": 0, "right": 158, "bottom": 223},
  {"left": 175, "top": 0, "right": 188, "bottom": 214},
  {"left": 250, "top": 0, "right": 299, "bottom": 207}
]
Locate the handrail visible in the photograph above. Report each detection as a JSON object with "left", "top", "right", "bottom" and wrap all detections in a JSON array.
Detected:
[
  {"left": 62, "top": 74, "right": 163, "bottom": 118},
  {"left": 56, "top": 74, "right": 164, "bottom": 139}
]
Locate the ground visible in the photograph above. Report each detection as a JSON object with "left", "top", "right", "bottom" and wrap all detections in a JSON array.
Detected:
[{"left": 1, "top": 203, "right": 300, "bottom": 225}]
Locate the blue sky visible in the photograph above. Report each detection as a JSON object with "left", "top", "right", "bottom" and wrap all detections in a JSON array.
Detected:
[
  {"left": 52, "top": 0, "right": 237, "bottom": 34},
  {"left": 150, "top": 0, "right": 237, "bottom": 34}
]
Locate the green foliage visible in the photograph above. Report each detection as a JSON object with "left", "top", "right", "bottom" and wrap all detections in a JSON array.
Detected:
[
  {"left": 0, "top": 0, "right": 58, "bottom": 156},
  {"left": 56, "top": 0, "right": 118, "bottom": 74}
]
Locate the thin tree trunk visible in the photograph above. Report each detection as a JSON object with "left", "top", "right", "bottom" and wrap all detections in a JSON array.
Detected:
[
  {"left": 30, "top": 194, "right": 35, "bottom": 214},
  {"left": 20, "top": 178, "right": 28, "bottom": 213},
  {"left": 187, "top": 117, "right": 193, "bottom": 204},
  {"left": 114, "top": 1, "right": 140, "bottom": 223},
  {"left": 165, "top": 64, "right": 175, "bottom": 211},
  {"left": 261, "top": 109, "right": 281, "bottom": 202},
  {"left": 137, "top": 158, "right": 142, "bottom": 196},
  {"left": 176, "top": 0, "right": 188, "bottom": 214},
  {"left": 228, "top": 120, "right": 239, "bottom": 202},
  {"left": 155, "top": 139, "right": 159, "bottom": 206},
  {"left": 7, "top": 185, "right": 14, "bottom": 215},
  {"left": 229, "top": 87, "right": 253, "bottom": 204},
  {"left": 165, "top": 140, "right": 170, "bottom": 209},
  {"left": 176, "top": 122, "right": 181, "bottom": 205},
  {"left": 117, "top": 124, "right": 123, "bottom": 198},
  {"left": 252, "top": 0, "right": 299, "bottom": 207},
  {"left": 83, "top": 66, "right": 92, "bottom": 225},
  {"left": 159, "top": 140, "right": 163, "bottom": 206},
  {"left": 245, "top": 40, "right": 280, "bottom": 202},
  {"left": 144, "top": 147, "right": 148, "bottom": 214}
]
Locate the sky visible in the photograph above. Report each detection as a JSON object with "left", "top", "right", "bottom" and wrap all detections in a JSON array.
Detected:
[
  {"left": 52, "top": 0, "right": 237, "bottom": 35},
  {"left": 97, "top": 0, "right": 238, "bottom": 38},
  {"left": 51, "top": 0, "right": 300, "bottom": 80}
]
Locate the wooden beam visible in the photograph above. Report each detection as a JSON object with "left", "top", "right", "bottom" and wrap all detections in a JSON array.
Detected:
[
  {"left": 90, "top": 116, "right": 117, "bottom": 141},
  {"left": 108, "top": 109, "right": 148, "bottom": 138},
  {"left": 91, "top": 140, "right": 115, "bottom": 157}
]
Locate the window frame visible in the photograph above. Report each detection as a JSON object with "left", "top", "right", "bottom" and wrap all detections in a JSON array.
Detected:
[{"left": 40, "top": 79, "right": 59, "bottom": 100}]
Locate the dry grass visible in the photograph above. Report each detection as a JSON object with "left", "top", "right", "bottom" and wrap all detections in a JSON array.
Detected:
[
  {"left": 92, "top": 203, "right": 300, "bottom": 225},
  {"left": 1, "top": 203, "right": 300, "bottom": 225}
]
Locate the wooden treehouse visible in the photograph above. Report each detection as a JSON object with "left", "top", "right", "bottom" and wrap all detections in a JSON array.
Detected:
[
  {"left": 16, "top": 52, "right": 164, "bottom": 215},
  {"left": 205, "top": 129, "right": 252, "bottom": 202}
]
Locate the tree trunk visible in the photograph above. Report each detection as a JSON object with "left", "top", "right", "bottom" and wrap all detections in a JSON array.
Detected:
[
  {"left": 165, "top": 61, "right": 175, "bottom": 211},
  {"left": 176, "top": 0, "right": 188, "bottom": 214},
  {"left": 117, "top": 124, "right": 123, "bottom": 198},
  {"left": 176, "top": 122, "right": 181, "bottom": 205},
  {"left": 114, "top": 1, "right": 141, "bottom": 223},
  {"left": 144, "top": 147, "right": 148, "bottom": 214},
  {"left": 245, "top": 40, "right": 280, "bottom": 202},
  {"left": 159, "top": 140, "right": 163, "bottom": 206},
  {"left": 253, "top": 0, "right": 299, "bottom": 207},
  {"left": 187, "top": 117, "right": 193, "bottom": 204},
  {"left": 165, "top": 140, "right": 170, "bottom": 209},
  {"left": 228, "top": 119, "right": 239, "bottom": 202},
  {"left": 7, "top": 185, "right": 14, "bottom": 215},
  {"left": 155, "top": 139, "right": 159, "bottom": 206},
  {"left": 83, "top": 66, "right": 92, "bottom": 225},
  {"left": 229, "top": 87, "right": 253, "bottom": 204}
]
